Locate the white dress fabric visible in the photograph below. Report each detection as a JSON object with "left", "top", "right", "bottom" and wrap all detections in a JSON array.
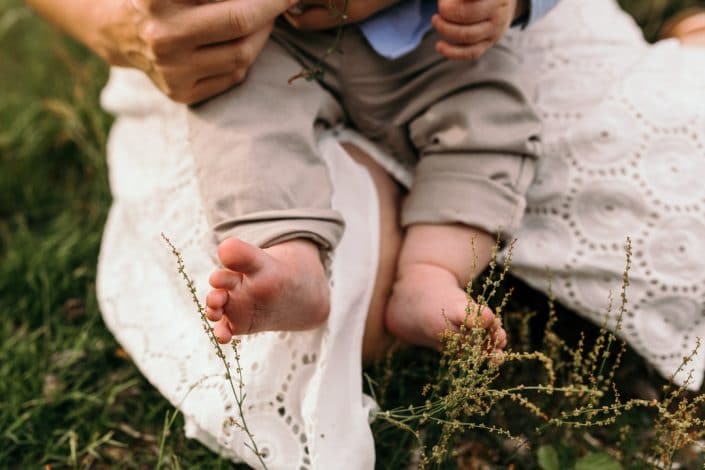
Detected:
[
  {"left": 97, "top": 70, "right": 380, "bottom": 468},
  {"left": 506, "top": 0, "right": 705, "bottom": 388},
  {"left": 96, "top": 0, "right": 705, "bottom": 467}
]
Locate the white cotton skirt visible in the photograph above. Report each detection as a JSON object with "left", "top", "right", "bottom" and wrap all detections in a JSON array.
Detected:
[
  {"left": 97, "top": 68, "right": 387, "bottom": 469},
  {"left": 505, "top": 0, "right": 705, "bottom": 388},
  {"left": 97, "top": 1, "right": 705, "bottom": 467}
]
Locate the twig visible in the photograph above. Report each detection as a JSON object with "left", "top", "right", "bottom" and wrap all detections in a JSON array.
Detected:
[{"left": 162, "top": 233, "right": 268, "bottom": 469}]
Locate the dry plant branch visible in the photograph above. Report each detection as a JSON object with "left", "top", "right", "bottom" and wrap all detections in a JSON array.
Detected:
[
  {"left": 288, "top": 0, "right": 350, "bottom": 83},
  {"left": 162, "top": 233, "right": 268, "bottom": 469}
]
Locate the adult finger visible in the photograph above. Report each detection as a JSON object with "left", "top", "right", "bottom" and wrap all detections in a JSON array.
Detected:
[
  {"left": 437, "top": 0, "right": 496, "bottom": 25},
  {"left": 185, "top": 0, "right": 296, "bottom": 45},
  {"left": 163, "top": 25, "right": 271, "bottom": 103},
  {"left": 188, "top": 38, "right": 257, "bottom": 75},
  {"left": 195, "top": 22, "right": 272, "bottom": 76},
  {"left": 436, "top": 39, "right": 493, "bottom": 61},
  {"left": 176, "top": 71, "right": 246, "bottom": 104},
  {"left": 431, "top": 14, "right": 494, "bottom": 45},
  {"left": 284, "top": 6, "right": 340, "bottom": 30},
  {"left": 131, "top": 0, "right": 172, "bottom": 16}
]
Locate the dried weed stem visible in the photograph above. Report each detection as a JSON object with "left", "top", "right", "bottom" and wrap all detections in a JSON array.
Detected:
[{"left": 162, "top": 233, "right": 268, "bottom": 469}]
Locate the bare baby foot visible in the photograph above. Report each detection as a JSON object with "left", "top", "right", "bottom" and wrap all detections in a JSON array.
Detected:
[
  {"left": 205, "top": 238, "right": 330, "bottom": 343},
  {"left": 385, "top": 263, "right": 507, "bottom": 352}
]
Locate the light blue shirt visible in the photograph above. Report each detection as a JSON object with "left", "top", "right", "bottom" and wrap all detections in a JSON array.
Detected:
[{"left": 360, "top": 0, "right": 560, "bottom": 59}]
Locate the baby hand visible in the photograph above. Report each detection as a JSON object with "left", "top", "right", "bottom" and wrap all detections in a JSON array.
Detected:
[{"left": 433, "top": 0, "right": 525, "bottom": 60}]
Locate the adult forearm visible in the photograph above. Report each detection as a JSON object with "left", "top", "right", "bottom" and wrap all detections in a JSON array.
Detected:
[{"left": 26, "top": 0, "right": 127, "bottom": 64}]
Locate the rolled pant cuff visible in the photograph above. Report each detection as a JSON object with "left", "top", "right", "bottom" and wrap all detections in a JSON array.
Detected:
[
  {"left": 401, "top": 173, "right": 528, "bottom": 240},
  {"left": 213, "top": 212, "right": 345, "bottom": 269}
]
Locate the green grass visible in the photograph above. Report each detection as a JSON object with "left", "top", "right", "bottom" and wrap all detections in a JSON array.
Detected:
[
  {"left": 0, "top": 0, "right": 701, "bottom": 468},
  {"left": 0, "top": 1, "right": 232, "bottom": 466}
]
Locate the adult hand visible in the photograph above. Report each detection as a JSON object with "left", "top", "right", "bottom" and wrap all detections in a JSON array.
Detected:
[
  {"left": 99, "top": 0, "right": 296, "bottom": 103},
  {"left": 432, "top": 0, "right": 526, "bottom": 60},
  {"left": 284, "top": 0, "right": 398, "bottom": 30}
]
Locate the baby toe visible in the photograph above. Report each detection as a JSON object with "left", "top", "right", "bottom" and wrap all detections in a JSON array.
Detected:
[
  {"left": 465, "top": 303, "right": 495, "bottom": 330},
  {"left": 209, "top": 269, "right": 242, "bottom": 290},
  {"left": 206, "top": 306, "right": 223, "bottom": 322},
  {"left": 213, "top": 318, "right": 233, "bottom": 344},
  {"left": 490, "top": 350, "right": 505, "bottom": 366},
  {"left": 493, "top": 329, "right": 508, "bottom": 350},
  {"left": 206, "top": 288, "right": 228, "bottom": 309}
]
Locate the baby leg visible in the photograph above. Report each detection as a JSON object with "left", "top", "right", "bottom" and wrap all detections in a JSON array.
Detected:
[
  {"left": 206, "top": 143, "right": 403, "bottom": 354},
  {"left": 342, "top": 143, "right": 402, "bottom": 363},
  {"left": 388, "top": 45, "right": 539, "bottom": 352},
  {"left": 188, "top": 39, "right": 345, "bottom": 342}
]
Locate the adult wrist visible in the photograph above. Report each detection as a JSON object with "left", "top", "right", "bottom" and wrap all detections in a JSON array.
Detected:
[{"left": 91, "top": 0, "right": 141, "bottom": 67}]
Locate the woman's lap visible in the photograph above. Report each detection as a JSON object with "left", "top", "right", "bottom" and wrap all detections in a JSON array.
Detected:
[
  {"left": 98, "top": 0, "right": 705, "bottom": 464},
  {"left": 99, "top": 70, "right": 382, "bottom": 467}
]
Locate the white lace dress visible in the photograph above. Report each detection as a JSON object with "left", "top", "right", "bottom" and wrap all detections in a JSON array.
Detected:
[
  {"left": 96, "top": 0, "right": 705, "bottom": 467},
  {"left": 98, "top": 72, "right": 381, "bottom": 468},
  {"left": 506, "top": 0, "right": 705, "bottom": 388}
]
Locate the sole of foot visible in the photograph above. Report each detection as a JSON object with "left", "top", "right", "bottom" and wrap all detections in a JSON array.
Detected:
[{"left": 205, "top": 238, "right": 330, "bottom": 343}]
